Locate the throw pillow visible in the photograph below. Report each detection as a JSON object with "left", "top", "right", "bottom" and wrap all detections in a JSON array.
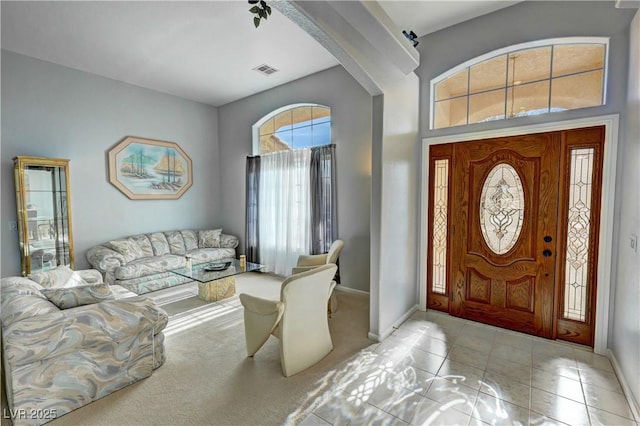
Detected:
[
  {"left": 41, "top": 283, "right": 116, "bottom": 309},
  {"left": 198, "top": 229, "right": 222, "bottom": 248},
  {"left": 181, "top": 230, "right": 198, "bottom": 251},
  {"left": 106, "top": 238, "right": 145, "bottom": 263},
  {"left": 165, "top": 231, "right": 187, "bottom": 255},
  {"left": 149, "top": 232, "right": 170, "bottom": 256},
  {"left": 130, "top": 234, "right": 154, "bottom": 257},
  {"left": 28, "top": 265, "right": 88, "bottom": 289}
]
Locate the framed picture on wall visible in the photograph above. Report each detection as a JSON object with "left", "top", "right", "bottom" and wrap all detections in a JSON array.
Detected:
[{"left": 108, "top": 136, "right": 193, "bottom": 200}]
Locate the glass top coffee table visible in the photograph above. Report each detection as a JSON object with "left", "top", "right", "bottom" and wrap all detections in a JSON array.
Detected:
[{"left": 171, "top": 259, "right": 263, "bottom": 302}]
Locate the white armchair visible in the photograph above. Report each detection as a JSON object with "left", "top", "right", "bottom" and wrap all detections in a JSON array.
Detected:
[
  {"left": 239, "top": 264, "right": 337, "bottom": 377},
  {"left": 291, "top": 239, "right": 344, "bottom": 275},
  {"left": 291, "top": 240, "right": 344, "bottom": 314}
]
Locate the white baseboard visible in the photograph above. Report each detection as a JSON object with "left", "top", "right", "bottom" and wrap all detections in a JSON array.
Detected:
[
  {"left": 369, "top": 304, "right": 419, "bottom": 343},
  {"left": 334, "top": 285, "right": 369, "bottom": 295},
  {"left": 607, "top": 349, "right": 640, "bottom": 422}
]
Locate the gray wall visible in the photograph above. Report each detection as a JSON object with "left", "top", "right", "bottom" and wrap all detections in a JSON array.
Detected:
[
  {"left": 217, "top": 65, "right": 372, "bottom": 292},
  {"left": 1, "top": 50, "right": 221, "bottom": 275},
  {"left": 611, "top": 9, "right": 640, "bottom": 410}
]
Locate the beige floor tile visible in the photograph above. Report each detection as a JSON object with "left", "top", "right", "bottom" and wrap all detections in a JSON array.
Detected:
[
  {"left": 437, "top": 359, "right": 486, "bottom": 390},
  {"left": 454, "top": 334, "right": 495, "bottom": 354},
  {"left": 473, "top": 392, "right": 529, "bottom": 425},
  {"left": 448, "top": 344, "right": 490, "bottom": 370},
  {"left": 300, "top": 413, "right": 332, "bottom": 425},
  {"left": 485, "top": 356, "right": 531, "bottom": 385},
  {"left": 490, "top": 343, "right": 533, "bottom": 366},
  {"left": 573, "top": 349, "right": 615, "bottom": 373},
  {"left": 494, "top": 330, "right": 534, "bottom": 350},
  {"left": 579, "top": 366, "right": 624, "bottom": 393},
  {"left": 316, "top": 313, "right": 634, "bottom": 426},
  {"left": 425, "top": 377, "right": 479, "bottom": 415},
  {"left": 532, "top": 340, "right": 576, "bottom": 357},
  {"left": 530, "top": 388, "right": 590, "bottom": 426},
  {"left": 587, "top": 405, "right": 638, "bottom": 426},
  {"left": 531, "top": 369, "right": 584, "bottom": 403},
  {"left": 528, "top": 411, "right": 571, "bottom": 425},
  {"left": 459, "top": 324, "right": 498, "bottom": 342},
  {"left": 367, "top": 384, "right": 424, "bottom": 423},
  {"left": 531, "top": 353, "right": 578, "bottom": 377},
  {"left": 411, "top": 397, "right": 472, "bottom": 426},
  {"left": 314, "top": 391, "right": 365, "bottom": 426},
  {"left": 407, "top": 347, "right": 446, "bottom": 375},
  {"left": 583, "top": 382, "right": 635, "bottom": 420},
  {"left": 387, "top": 365, "right": 435, "bottom": 397},
  {"left": 349, "top": 404, "right": 409, "bottom": 425},
  {"left": 414, "top": 334, "right": 453, "bottom": 358},
  {"left": 480, "top": 371, "right": 531, "bottom": 409}
]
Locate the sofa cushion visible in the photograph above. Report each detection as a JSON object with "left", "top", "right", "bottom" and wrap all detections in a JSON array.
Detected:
[
  {"left": 188, "top": 248, "right": 236, "bottom": 264},
  {"left": 181, "top": 230, "right": 198, "bottom": 251},
  {"left": 198, "top": 229, "right": 222, "bottom": 248},
  {"left": 28, "top": 265, "right": 89, "bottom": 288},
  {"left": 107, "top": 238, "right": 145, "bottom": 263},
  {"left": 165, "top": 231, "right": 187, "bottom": 255},
  {"left": 149, "top": 233, "right": 170, "bottom": 256},
  {"left": 115, "top": 255, "right": 185, "bottom": 280},
  {"left": 41, "top": 283, "right": 116, "bottom": 309},
  {"left": 130, "top": 234, "right": 154, "bottom": 257}
]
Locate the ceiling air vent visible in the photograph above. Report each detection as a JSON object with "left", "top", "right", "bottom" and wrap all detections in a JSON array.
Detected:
[{"left": 253, "top": 64, "right": 279, "bottom": 76}]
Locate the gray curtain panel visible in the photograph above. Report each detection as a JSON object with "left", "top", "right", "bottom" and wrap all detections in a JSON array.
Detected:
[
  {"left": 310, "top": 144, "right": 337, "bottom": 255},
  {"left": 245, "top": 155, "right": 261, "bottom": 264}
]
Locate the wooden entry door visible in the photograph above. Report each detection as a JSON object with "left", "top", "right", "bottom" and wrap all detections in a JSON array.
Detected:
[
  {"left": 450, "top": 132, "right": 561, "bottom": 338},
  {"left": 427, "top": 127, "right": 605, "bottom": 345}
]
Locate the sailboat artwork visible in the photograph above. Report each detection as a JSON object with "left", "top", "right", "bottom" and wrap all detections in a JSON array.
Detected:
[{"left": 108, "top": 136, "right": 193, "bottom": 200}]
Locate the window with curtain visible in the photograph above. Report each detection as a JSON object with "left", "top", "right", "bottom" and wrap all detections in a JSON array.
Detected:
[{"left": 246, "top": 104, "right": 336, "bottom": 276}]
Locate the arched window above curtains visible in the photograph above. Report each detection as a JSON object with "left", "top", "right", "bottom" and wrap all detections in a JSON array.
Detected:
[{"left": 254, "top": 104, "right": 331, "bottom": 155}]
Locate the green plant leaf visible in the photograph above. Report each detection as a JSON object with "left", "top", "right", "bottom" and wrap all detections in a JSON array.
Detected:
[
  {"left": 258, "top": 8, "right": 266, "bottom": 18},
  {"left": 265, "top": 5, "right": 271, "bottom": 15},
  {"left": 249, "top": 6, "right": 260, "bottom": 13},
  {"left": 248, "top": 0, "right": 259, "bottom": 4},
  {"left": 260, "top": 0, "right": 267, "bottom": 7},
  {"left": 254, "top": 16, "right": 261, "bottom": 27}
]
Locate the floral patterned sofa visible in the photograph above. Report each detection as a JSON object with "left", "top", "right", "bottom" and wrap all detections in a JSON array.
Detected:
[
  {"left": 86, "top": 228, "right": 238, "bottom": 294},
  {"left": 0, "top": 268, "right": 168, "bottom": 425}
]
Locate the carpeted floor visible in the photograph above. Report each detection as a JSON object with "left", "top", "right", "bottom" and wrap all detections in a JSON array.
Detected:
[{"left": 48, "top": 272, "right": 373, "bottom": 426}]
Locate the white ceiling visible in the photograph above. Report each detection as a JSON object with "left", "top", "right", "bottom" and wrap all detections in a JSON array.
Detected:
[{"left": 1, "top": 1, "right": 521, "bottom": 107}]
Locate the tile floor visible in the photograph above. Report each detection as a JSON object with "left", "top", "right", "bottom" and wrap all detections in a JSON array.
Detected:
[{"left": 299, "top": 310, "right": 638, "bottom": 426}]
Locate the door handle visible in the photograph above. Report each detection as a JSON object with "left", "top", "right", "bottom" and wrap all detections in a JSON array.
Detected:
[{"left": 543, "top": 249, "right": 553, "bottom": 257}]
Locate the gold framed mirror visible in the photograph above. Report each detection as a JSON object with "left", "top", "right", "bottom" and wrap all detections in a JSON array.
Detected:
[{"left": 13, "top": 156, "right": 74, "bottom": 275}]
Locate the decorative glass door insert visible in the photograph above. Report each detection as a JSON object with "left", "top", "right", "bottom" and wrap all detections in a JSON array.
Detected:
[{"left": 479, "top": 163, "right": 525, "bottom": 255}]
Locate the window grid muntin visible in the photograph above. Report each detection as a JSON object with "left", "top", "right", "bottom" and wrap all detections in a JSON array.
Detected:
[
  {"left": 430, "top": 38, "right": 608, "bottom": 129},
  {"left": 563, "top": 147, "right": 595, "bottom": 322},
  {"left": 431, "top": 159, "right": 449, "bottom": 294}
]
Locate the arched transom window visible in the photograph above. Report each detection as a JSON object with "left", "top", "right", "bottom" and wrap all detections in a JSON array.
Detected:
[
  {"left": 255, "top": 104, "right": 331, "bottom": 155},
  {"left": 430, "top": 37, "right": 608, "bottom": 129}
]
